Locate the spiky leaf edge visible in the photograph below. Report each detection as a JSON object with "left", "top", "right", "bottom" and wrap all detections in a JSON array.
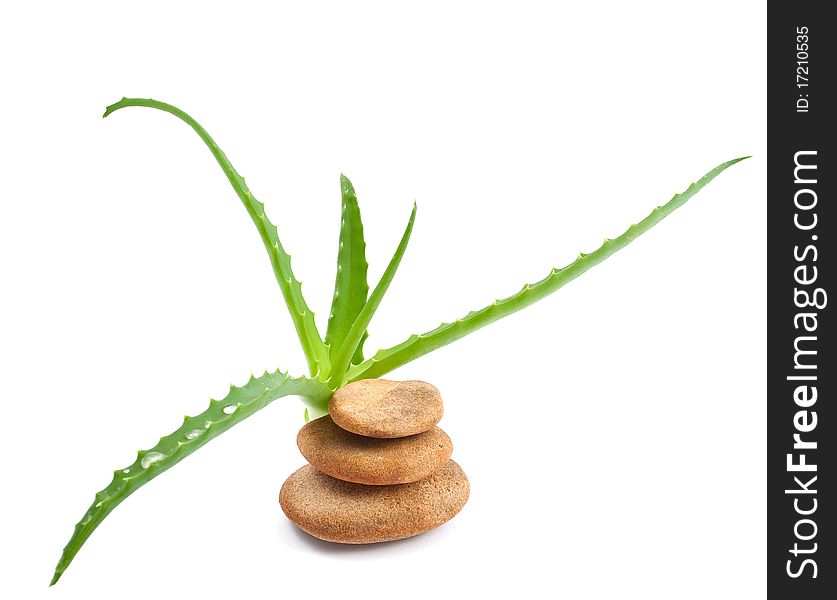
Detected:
[
  {"left": 50, "top": 370, "right": 331, "bottom": 585},
  {"left": 346, "top": 157, "right": 749, "bottom": 382}
]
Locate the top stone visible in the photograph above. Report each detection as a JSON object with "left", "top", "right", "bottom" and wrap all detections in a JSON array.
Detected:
[{"left": 329, "top": 379, "right": 443, "bottom": 438}]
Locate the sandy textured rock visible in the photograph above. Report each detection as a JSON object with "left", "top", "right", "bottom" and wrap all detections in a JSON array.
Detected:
[
  {"left": 279, "top": 460, "right": 469, "bottom": 543},
  {"left": 297, "top": 415, "right": 452, "bottom": 485},
  {"left": 329, "top": 379, "right": 443, "bottom": 438}
]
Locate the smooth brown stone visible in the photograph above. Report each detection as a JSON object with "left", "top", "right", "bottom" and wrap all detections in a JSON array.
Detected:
[
  {"left": 297, "top": 415, "right": 453, "bottom": 485},
  {"left": 279, "top": 460, "right": 469, "bottom": 544},
  {"left": 329, "top": 379, "right": 443, "bottom": 438}
]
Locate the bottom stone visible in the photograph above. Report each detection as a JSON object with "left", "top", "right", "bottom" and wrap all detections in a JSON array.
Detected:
[{"left": 279, "top": 460, "right": 469, "bottom": 544}]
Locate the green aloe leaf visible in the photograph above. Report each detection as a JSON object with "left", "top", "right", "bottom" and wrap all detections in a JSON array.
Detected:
[
  {"left": 346, "top": 157, "right": 748, "bottom": 382},
  {"left": 50, "top": 370, "right": 331, "bottom": 585},
  {"left": 325, "top": 175, "right": 370, "bottom": 366},
  {"left": 329, "top": 202, "right": 417, "bottom": 387},
  {"left": 103, "top": 98, "right": 329, "bottom": 377}
]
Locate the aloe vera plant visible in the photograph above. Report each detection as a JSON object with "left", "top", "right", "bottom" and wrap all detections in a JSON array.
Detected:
[{"left": 50, "top": 97, "right": 747, "bottom": 584}]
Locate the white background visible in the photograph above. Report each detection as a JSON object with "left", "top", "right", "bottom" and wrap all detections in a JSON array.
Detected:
[{"left": 0, "top": 1, "right": 765, "bottom": 598}]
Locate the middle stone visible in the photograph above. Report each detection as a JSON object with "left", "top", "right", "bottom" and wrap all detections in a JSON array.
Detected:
[{"left": 297, "top": 415, "right": 453, "bottom": 485}]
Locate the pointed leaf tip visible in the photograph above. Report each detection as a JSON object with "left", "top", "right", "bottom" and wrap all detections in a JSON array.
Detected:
[{"left": 340, "top": 174, "right": 356, "bottom": 195}]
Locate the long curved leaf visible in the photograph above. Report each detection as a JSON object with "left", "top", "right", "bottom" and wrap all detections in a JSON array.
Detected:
[
  {"left": 346, "top": 157, "right": 748, "bottom": 381},
  {"left": 325, "top": 175, "right": 369, "bottom": 365},
  {"left": 103, "top": 98, "right": 328, "bottom": 377},
  {"left": 329, "top": 202, "right": 417, "bottom": 387},
  {"left": 50, "top": 370, "right": 331, "bottom": 585}
]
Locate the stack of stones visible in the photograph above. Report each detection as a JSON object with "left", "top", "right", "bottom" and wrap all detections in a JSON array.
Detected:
[{"left": 279, "top": 379, "right": 469, "bottom": 543}]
